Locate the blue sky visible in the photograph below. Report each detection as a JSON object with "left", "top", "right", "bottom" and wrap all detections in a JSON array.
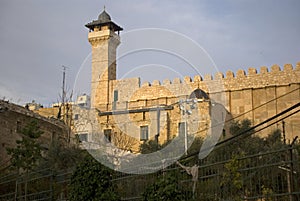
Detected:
[{"left": 0, "top": 0, "right": 299, "bottom": 106}]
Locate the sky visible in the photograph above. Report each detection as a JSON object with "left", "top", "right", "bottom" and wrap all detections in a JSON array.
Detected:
[{"left": 0, "top": 0, "right": 299, "bottom": 106}]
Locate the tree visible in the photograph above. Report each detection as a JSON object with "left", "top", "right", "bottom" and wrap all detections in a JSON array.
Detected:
[
  {"left": 220, "top": 154, "right": 244, "bottom": 201},
  {"left": 142, "top": 171, "right": 192, "bottom": 201},
  {"left": 229, "top": 119, "right": 254, "bottom": 137},
  {"left": 39, "top": 140, "right": 84, "bottom": 171},
  {"left": 184, "top": 136, "right": 203, "bottom": 165},
  {"left": 140, "top": 139, "right": 162, "bottom": 154},
  {"left": 6, "top": 120, "right": 44, "bottom": 172},
  {"left": 228, "top": 119, "right": 260, "bottom": 156},
  {"left": 112, "top": 131, "right": 139, "bottom": 152},
  {"left": 6, "top": 120, "right": 44, "bottom": 200},
  {"left": 265, "top": 129, "right": 285, "bottom": 149},
  {"left": 69, "top": 154, "right": 120, "bottom": 201},
  {"left": 139, "top": 135, "right": 191, "bottom": 155}
]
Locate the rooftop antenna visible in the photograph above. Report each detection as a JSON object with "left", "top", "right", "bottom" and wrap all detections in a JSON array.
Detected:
[{"left": 61, "top": 65, "right": 69, "bottom": 106}]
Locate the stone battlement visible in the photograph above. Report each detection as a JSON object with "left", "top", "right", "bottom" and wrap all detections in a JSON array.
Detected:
[
  {"left": 139, "top": 62, "right": 300, "bottom": 92},
  {"left": 110, "top": 62, "right": 300, "bottom": 110},
  {"left": 166, "top": 62, "right": 300, "bottom": 82}
]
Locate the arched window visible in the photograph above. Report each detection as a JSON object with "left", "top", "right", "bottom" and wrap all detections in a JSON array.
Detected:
[{"left": 189, "top": 89, "right": 209, "bottom": 100}]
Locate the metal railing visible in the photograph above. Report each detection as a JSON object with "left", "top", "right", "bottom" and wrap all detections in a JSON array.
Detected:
[{"left": 0, "top": 146, "right": 299, "bottom": 201}]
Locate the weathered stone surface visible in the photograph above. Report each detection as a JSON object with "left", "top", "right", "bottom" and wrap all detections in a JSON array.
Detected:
[
  {"left": 86, "top": 13, "right": 300, "bottom": 151},
  {"left": 0, "top": 100, "right": 69, "bottom": 164}
]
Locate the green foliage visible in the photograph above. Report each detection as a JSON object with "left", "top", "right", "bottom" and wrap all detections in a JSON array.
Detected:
[
  {"left": 140, "top": 135, "right": 202, "bottom": 158},
  {"left": 261, "top": 185, "right": 274, "bottom": 201},
  {"left": 186, "top": 136, "right": 203, "bottom": 155},
  {"left": 140, "top": 139, "right": 161, "bottom": 154},
  {"left": 140, "top": 138, "right": 172, "bottom": 154},
  {"left": 6, "top": 120, "right": 44, "bottom": 172},
  {"left": 229, "top": 119, "right": 253, "bottom": 136},
  {"left": 227, "top": 119, "right": 264, "bottom": 156},
  {"left": 265, "top": 129, "right": 285, "bottom": 149},
  {"left": 69, "top": 154, "right": 120, "bottom": 201},
  {"left": 220, "top": 154, "right": 243, "bottom": 200},
  {"left": 142, "top": 172, "right": 192, "bottom": 201},
  {"left": 39, "top": 140, "right": 84, "bottom": 171},
  {"left": 229, "top": 120, "right": 286, "bottom": 153},
  {"left": 184, "top": 137, "right": 203, "bottom": 165}
]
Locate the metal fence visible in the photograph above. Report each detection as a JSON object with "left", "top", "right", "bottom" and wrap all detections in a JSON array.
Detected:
[
  {"left": 0, "top": 146, "right": 299, "bottom": 201},
  {"left": 0, "top": 168, "right": 72, "bottom": 201},
  {"left": 112, "top": 146, "right": 300, "bottom": 201}
]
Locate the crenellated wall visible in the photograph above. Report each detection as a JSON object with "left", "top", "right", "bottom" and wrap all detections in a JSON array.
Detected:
[
  {"left": 129, "top": 62, "right": 300, "bottom": 92},
  {"left": 105, "top": 62, "right": 299, "bottom": 104},
  {"left": 98, "top": 62, "right": 300, "bottom": 142}
]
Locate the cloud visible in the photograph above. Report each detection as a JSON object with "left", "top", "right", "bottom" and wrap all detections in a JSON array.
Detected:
[
  {"left": 0, "top": 81, "right": 25, "bottom": 104},
  {"left": 0, "top": 0, "right": 299, "bottom": 105}
]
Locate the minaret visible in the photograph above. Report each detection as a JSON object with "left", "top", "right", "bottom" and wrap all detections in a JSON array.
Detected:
[{"left": 85, "top": 8, "right": 123, "bottom": 109}]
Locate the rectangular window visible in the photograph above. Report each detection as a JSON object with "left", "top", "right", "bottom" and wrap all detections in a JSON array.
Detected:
[
  {"left": 178, "top": 122, "right": 186, "bottom": 137},
  {"left": 74, "top": 114, "right": 79, "bottom": 120},
  {"left": 113, "top": 90, "right": 118, "bottom": 110},
  {"left": 140, "top": 126, "right": 149, "bottom": 141},
  {"left": 104, "top": 129, "right": 112, "bottom": 142},
  {"left": 113, "top": 90, "right": 119, "bottom": 102}
]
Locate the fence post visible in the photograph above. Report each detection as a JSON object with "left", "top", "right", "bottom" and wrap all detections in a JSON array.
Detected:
[{"left": 289, "top": 136, "right": 298, "bottom": 201}]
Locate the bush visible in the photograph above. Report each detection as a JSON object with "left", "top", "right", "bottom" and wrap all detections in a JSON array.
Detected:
[{"left": 69, "top": 154, "right": 120, "bottom": 201}]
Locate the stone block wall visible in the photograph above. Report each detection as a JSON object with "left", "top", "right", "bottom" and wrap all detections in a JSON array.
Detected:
[
  {"left": 95, "top": 62, "right": 300, "bottom": 148},
  {"left": 0, "top": 100, "right": 69, "bottom": 167}
]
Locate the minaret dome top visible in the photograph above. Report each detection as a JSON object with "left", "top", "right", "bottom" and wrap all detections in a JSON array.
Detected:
[
  {"left": 98, "top": 10, "right": 111, "bottom": 23},
  {"left": 85, "top": 8, "right": 123, "bottom": 32}
]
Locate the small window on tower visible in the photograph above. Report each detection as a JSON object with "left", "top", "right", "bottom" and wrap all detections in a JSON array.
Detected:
[
  {"left": 140, "top": 126, "right": 149, "bottom": 141},
  {"left": 113, "top": 90, "right": 118, "bottom": 110},
  {"left": 114, "top": 90, "right": 119, "bottom": 102}
]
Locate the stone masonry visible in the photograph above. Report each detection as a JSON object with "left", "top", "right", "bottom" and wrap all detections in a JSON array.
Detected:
[
  {"left": 79, "top": 10, "right": 300, "bottom": 152},
  {"left": 0, "top": 100, "right": 69, "bottom": 168}
]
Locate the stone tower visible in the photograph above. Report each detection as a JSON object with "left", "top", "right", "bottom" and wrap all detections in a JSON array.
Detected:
[{"left": 85, "top": 9, "right": 123, "bottom": 109}]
